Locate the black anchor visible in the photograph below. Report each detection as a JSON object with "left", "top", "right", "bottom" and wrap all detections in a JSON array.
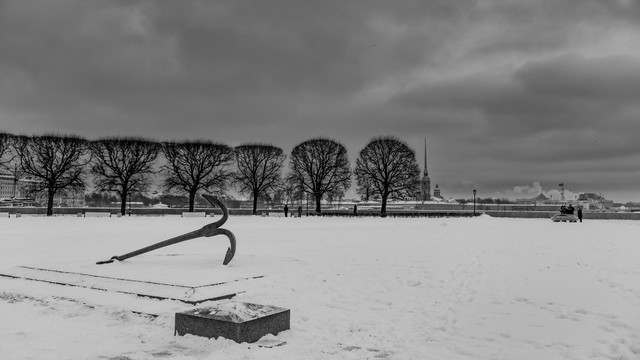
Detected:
[{"left": 96, "top": 194, "right": 236, "bottom": 265}]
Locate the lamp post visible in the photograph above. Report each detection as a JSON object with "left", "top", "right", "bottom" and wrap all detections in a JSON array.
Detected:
[
  {"left": 473, "top": 189, "right": 477, "bottom": 216},
  {"left": 306, "top": 193, "right": 309, "bottom": 217},
  {"left": 128, "top": 191, "right": 132, "bottom": 216}
]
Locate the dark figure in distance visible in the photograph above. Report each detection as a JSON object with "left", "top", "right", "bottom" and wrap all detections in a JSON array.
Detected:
[
  {"left": 284, "top": 204, "right": 288, "bottom": 217},
  {"left": 353, "top": 204, "right": 358, "bottom": 216},
  {"left": 567, "top": 204, "right": 575, "bottom": 215},
  {"left": 297, "top": 205, "right": 302, "bottom": 218},
  {"left": 578, "top": 206, "right": 583, "bottom": 222}
]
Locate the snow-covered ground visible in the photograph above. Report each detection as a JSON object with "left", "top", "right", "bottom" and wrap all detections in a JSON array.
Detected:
[{"left": 1, "top": 214, "right": 640, "bottom": 359}]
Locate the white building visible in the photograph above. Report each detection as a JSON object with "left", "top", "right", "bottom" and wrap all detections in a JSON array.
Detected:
[
  {"left": 0, "top": 174, "right": 84, "bottom": 207},
  {"left": 0, "top": 174, "right": 22, "bottom": 199}
]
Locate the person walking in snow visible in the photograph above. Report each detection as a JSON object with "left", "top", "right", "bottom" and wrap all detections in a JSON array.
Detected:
[{"left": 284, "top": 204, "right": 289, "bottom": 217}]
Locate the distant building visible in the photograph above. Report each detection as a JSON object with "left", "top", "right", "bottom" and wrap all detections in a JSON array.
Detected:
[
  {"left": 516, "top": 192, "right": 550, "bottom": 204},
  {"left": 31, "top": 186, "right": 85, "bottom": 207},
  {"left": 578, "top": 193, "right": 613, "bottom": 210},
  {"left": 419, "top": 138, "right": 431, "bottom": 201},
  {"left": 0, "top": 174, "right": 20, "bottom": 199},
  {"left": 433, "top": 184, "right": 441, "bottom": 199},
  {"left": 0, "top": 174, "right": 84, "bottom": 207}
]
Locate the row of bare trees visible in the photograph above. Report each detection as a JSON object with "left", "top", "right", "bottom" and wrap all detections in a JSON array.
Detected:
[{"left": 0, "top": 132, "right": 423, "bottom": 216}]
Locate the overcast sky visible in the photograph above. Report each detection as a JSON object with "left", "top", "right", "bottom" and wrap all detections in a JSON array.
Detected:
[{"left": 1, "top": 0, "right": 639, "bottom": 202}]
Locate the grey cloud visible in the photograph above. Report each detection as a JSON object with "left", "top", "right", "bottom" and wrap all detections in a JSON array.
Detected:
[
  {"left": 1, "top": 0, "right": 640, "bottom": 201},
  {"left": 394, "top": 52, "right": 640, "bottom": 141},
  {"left": 515, "top": 54, "right": 640, "bottom": 103}
]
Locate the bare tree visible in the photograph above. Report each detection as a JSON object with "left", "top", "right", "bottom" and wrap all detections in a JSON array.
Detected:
[
  {"left": 0, "top": 132, "right": 16, "bottom": 172},
  {"left": 233, "top": 144, "right": 286, "bottom": 215},
  {"left": 355, "top": 136, "right": 420, "bottom": 216},
  {"left": 282, "top": 178, "right": 304, "bottom": 205},
  {"left": 14, "top": 134, "right": 91, "bottom": 216},
  {"left": 288, "top": 138, "right": 351, "bottom": 213},
  {"left": 90, "top": 137, "right": 161, "bottom": 215},
  {"left": 162, "top": 141, "right": 234, "bottom": 212}
]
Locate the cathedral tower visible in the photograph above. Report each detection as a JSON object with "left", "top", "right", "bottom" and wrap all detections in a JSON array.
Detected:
[{"left": 420, "top": 137, "right": 431, "bottom": 201}]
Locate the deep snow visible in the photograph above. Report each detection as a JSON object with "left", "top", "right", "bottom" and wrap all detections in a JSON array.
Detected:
[{"left": 1, "top": 214, "right": 640, "bottom": 359}]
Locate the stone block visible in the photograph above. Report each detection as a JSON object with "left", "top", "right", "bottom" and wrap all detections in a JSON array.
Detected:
[
  {"left": 85, "top": 212, "right": 111, "bottom": 217},
  {"left": 175, "top": 301, "right": 290, "bottom": 343},
  {"left": 182, "top": 211, "right": 206, "bottom": 217}
]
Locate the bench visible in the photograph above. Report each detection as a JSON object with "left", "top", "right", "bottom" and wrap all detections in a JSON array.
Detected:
[
  {"left": 84, "top": 212, "right": 112, "bottom": 217},
  {"left": 0, "top": 212, "right": 9, "bottom": 218},
  {"left": 268, "top": 212, "right": 286, "bottom": 217},
  {"left": 182, "top": 212, "right": 206, "bottom": 217}
]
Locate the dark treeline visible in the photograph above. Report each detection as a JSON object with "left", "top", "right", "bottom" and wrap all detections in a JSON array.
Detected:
[{"left": 0, "top": 132, "right": 430, "bottom": 216}]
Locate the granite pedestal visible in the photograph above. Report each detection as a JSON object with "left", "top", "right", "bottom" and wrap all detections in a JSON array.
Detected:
[{"left": 175, "top": 301, "right": 290, "bottom": 343}]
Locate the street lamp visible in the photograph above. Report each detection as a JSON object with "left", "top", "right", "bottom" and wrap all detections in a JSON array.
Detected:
[{"left": 473, "top": 189, "right": 477, "bottom": 216}]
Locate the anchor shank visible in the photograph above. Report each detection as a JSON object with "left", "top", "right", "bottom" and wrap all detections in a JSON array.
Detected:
[{"left": 112, "top": 228, "right": 204, "bottom": 261}]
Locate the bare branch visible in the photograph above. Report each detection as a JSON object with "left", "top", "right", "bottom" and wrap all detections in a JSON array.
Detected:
[
  {"left": 233, "top": 143, "right": 286, "bottom": 214},
  {"left": 14, "top": 134, "right": 91, "bottom": 216},
  {"left": 162, "top": 140, "right": 234, "bottom": 211},
  {"left": 90, "top": 137, "right": 161, "bottom": 215},
  {"left": 288, "top": 138, "right": 351, "bottom": 213},
  {"left": 355, "top": 136, "right": 420, "bottom": 215}
]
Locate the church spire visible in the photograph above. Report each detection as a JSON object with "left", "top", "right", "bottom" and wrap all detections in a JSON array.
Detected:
[
  {"left": 420, "top": 137, "right": 431, "bottom": 201},
  {"left": 424, "top": 137, "right": 428, "bottom": 177}
]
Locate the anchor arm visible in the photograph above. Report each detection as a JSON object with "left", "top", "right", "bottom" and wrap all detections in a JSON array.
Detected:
[{"left": 207, "top": 228, "right": 236, "bottom": 265}]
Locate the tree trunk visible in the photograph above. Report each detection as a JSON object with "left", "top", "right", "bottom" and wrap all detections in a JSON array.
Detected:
[
  {"left": 120, "top": 191, "right": 127, "bottom": 216},
  {"left": 47, "top": 189, "right": 55, "bottom": 216},
  {"left": 188, "top": 191, "right": 196, "bottom": 212},
  {"left": 315, "top": 194, "right": 322, "bottom": 213},
  {"left": 381, "top": 192, "right": 389, "bottom": 216},
  {"left": 252, "top": 191, "right": 258, "bottom": 215}
]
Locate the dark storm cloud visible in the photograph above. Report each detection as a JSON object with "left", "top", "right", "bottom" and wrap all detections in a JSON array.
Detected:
[
  {"left": 1, "top": 0, "right": 640, "bottom": 201},
  {"left": 395, "top": 53, "right": 640, "bottom": 159}
]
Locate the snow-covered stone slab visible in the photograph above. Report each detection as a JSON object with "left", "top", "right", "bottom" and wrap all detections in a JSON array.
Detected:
[
  {"left": 84, "top": 212, "right": 112, "bottom": 217},
  {"left": 269, "top": 212, "right": 285, "bottom": 217},
  {"left": 0, "top": 265, "right": 263, "bottom": 304},
  {"left": 175, "top": 301, "right": 290, "bottom": 343},
  {"left": 181, "top": 212, "right": 206, "bottom": 217},
  {"left": 0, "top": 275, "right": 189, "bottom": 316},
  {"left": 0, "top": 212, "right": 10, "bottom": 218}
]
